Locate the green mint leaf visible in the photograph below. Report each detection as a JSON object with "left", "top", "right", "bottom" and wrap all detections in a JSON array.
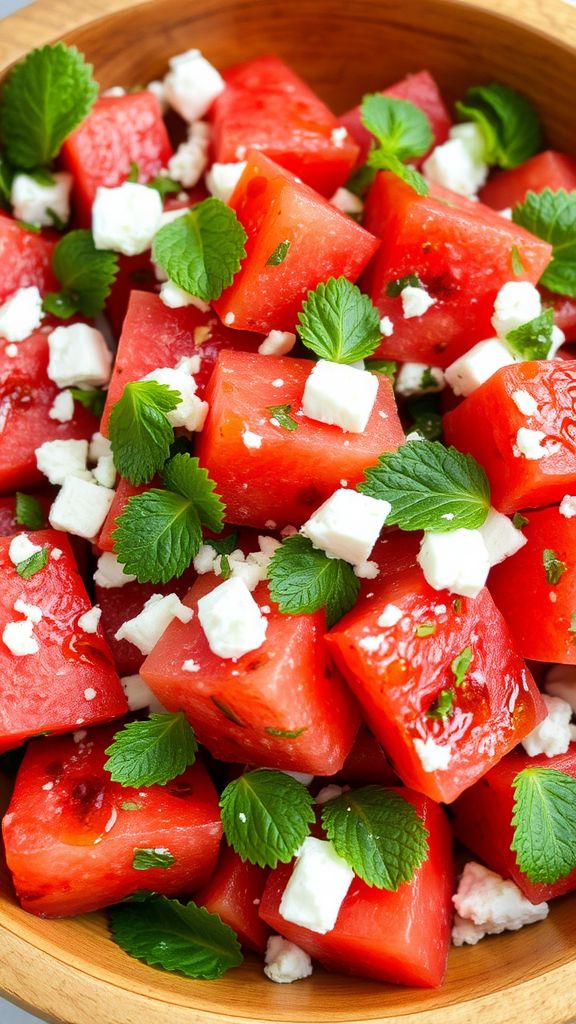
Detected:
[
  {"left": 426, "top": 687, "right": 455, "bottom": 720},
  {"left": 267, "top": 534, "right": 360, "bottom": 628},
  {"left": 121, "top": 801, "right": 142, "bottom": 812},
  {"left": 366, "top": 151, "right": 429, "bottom": 196},
  {"left": 17, "top": 220, "right": 41, "bottom": 233},
  {"left": 104, "top": 713, "right": 197, "bottom": 788},
  {"left": 206, "top": 532, "right": 239, "bottom": 557},
  {"left": 69, "top": 387, "right": 107, "bottom": 418},
  {"left": 108, "top": 380, "right": 181, "bottom": 486},
  {"left": 127, "top": 161, "right": 139, "bottom": 182},
  {"left": 46, "top": 206, "right": 67, "bottom": 231},
  {"left": 451, "top": 646, "right": 473, "bottom": 687},
  {"left": 360, "top": 94, "right": 433, "bottom": 161},
  {"left": 15, "top": 492, "right": 45, "bottom": 530},
  {"left": 219, "top": 769, "right": 315, "bottom": 869},
  {"left": 543, "top": 547, "right": 567, "bottom": 585},
  {"left": 321, "top": 785, "right": 429, "bottom": 890},
  {"left": 152, "top": 197, "right": 247, "bottom": 302},
  {"left": 0, "top": 154, "right": 13, "bottom": 207},
  {"left": 44, "top": 230, "right": 119, "bottom": 318},
  {"left": 420, "top": 367, "right": 438, "bottom": 390},
  {"left": 297, "top": 276, "right": 381, "bottom": 363},
  {"left": 345, "top": 162, "right": 377, "bottom": 198},
  {"left": 266, "top": 403, "right": 298, "bottom": 431},
  {"left": 455, "top": 83, "right": 541, "bottom": 169},
  {"left": 415, "top": 622, "right": 436, "bottom": 637},
  {"left": 0, "top": 43, "right": 98, "bottom": 169},
  {"left": 113, "top": 489, "right": 202, "bottom": 584},
  {"left": 366, "top": 359, "right": 397, "bottom": 379},
  {"left": 511, "top": 767, "right": 576, "bottom": 883},
  {"left": 133, "top": 848, "right": 176, "bottom": 870},
  {"left": 513, "top": 189, "right": 576, "bottom": 298},
  {"left": 147, "top": 175, "right": 181, "bottom": 200},
  {"left": 42, "top": 291, "right": 79, "bottom": 319},
  {"left": 511, "top": 245, "right": 525, "bottom": 276},
  {"left": 266, "top": 240, "right": 290, "bottom": 266},
  {"left": 512, "top": 512, "right": 529, "bottom": 529},
  {"left": 358, "top": 440, "right": 490, "bottom": 532},
  {"left": 264, "top": 726, "right": 307, "bottom": 738},
  {"left": 15, "top": 547, "right": 48, "bottom": 579},
  {"left": 506, "top": 308, "right": 554, "bottom": 360},
  {"left": 109, "top": 897, "right": 243, "bottom": 980},
  {"left": 162, "top": 453, "right": 225, "bottom": 533},
  {"left": 386, "top": 274, "right": 422, "bottom": 298}
]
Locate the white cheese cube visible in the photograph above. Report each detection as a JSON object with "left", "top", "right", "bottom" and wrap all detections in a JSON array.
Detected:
[
  {"left": 164, "top": 49, "right": 225, "bottom": 123},
  {"left": 121, "top": 673, "right": 166, "bottom": 713},
  {"left": 49, "top": 476, "right": 115, "bottom": 539},
  {"left": 452, "top": 861, "right": 548, "bottom": 945},
  {"left": 92, "top": 182, "right": 163, "bottom": 256},
  {"left": 400, "top": 285, "right": 436, "bottom": 319},
  {"left": 264, "top": 936, "right": 313, "bottom": 984},
  {"left": 417, "top": 528, "right": 490, "bottom": 598},
  {"left": 0, "top": 286, "right": 44, "bottom": 343},
  {"left": 521, "top": 694, "right": 574, "bottom": 758},
  {"left": 413, "top": 737, "right": 452, "bottom": 772},
  {"left": 88, "top": 431, "right": 112, "bottom": 462},
  {"left": 159, "top": 281, "right": 208, "bottom": 311},
  {"left": 258, "top": 330, "right": 297, "bottom": 356},
  {"left": 48, "top": 389, "right": 75, "bottom": 423},
  {"left": 35, "top": 439, "right": 89, "bottom": 485},
  {"left": 8, "top": 533, "right": 42, "bottom": 566},
  {"left": 491, "top": 281, "right": 542, "bottom": 340},
  {"left": 301, "top": 488, "right": 390, "bottom": 565},
  {"left": 168, "top": 122, "right": 211, "bottom": 187},
  {"left": 423, "top": 123, "right": 489, "bottom": 199},
  {"left": 197, "top": 576, "right": 268, "bottom": 659},
  {"left": 205, "top": 161, "right": 247, "bottom": 202},
  {"left": 395, "top": 362, "right": 445, "bottom": 397},
  {"left": 141, "top": 366, "right": 208, "bottom": 432},
  {"left": 279, "top": 837, "right": 354, "bottom": 934},
  {"left": 47, "top": 323, "right": 112, "bottom": 388},
  {"left": 330, "top": 188, "right": 364, "bottom": 217},
  {"left": 478, "top": 508, "right": 526, "bottom": 566},
  {"left": 115, "top": 593, "right": 194, "bottom": 655},
  {"left": 77, "top": 606, "right": 102, "bottom": 634},
  {"left": 302, "top": 359, "right": 378, "bottom": 433},
  {"left": 93, "top": 551, "right": 137, "bottom": 589},
  {"left": 444, "top": 338, "right": 515, "bottom": 397},
  {"left": 11, "top": 171, "right": 72, "bottom": 227},
  {"left": 544, "top": 664, "right": 576, "bottom": 713}
]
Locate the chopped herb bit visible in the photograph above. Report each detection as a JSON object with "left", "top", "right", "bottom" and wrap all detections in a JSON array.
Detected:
[
  {"left": 133, "top": 848, "right": 175, "bottom": 870},
  {"left": 386, "top": 274, "right": 422, "bottom": 298},
  {"left": 415, "top": 622, "right": 436, "bottom": 637},
  {"left": 266, "top": 403, "right": 298, "bottom": 431},
  {"left": 426, "top": 688, "right": 455, "bottom": 720},
  {"left": 511, "top": 245, "right": 525, "bottom": 276},
  {"left": 266, "top": 239, "right": 290, "bottom": 266},
  {"left": 15, "top": 492, "right": 45, "bottom": 530},
  {"left": 127, "top": 161, "right": 139, "bottom": 182},
  {"left": 264, "top": 726, "right": 307, "bottom": 738},
  {"left": 512, "top": 512, "right": 529, "bottom": 529},
  {"left": 121, "top": 801, "right": 142, "bottom": 812},
  {"left": 366, "top": 359, "right": 397, "bottom": 379},
  {"left": 15, "top": 547, "right": 48, "bottom": 579},
  {"left": 543, "top": 547, "right": 567, "bottom": 585},
  {"left": 451, "top": 646, "right": 473, "bottom": 687},
  {"left": 420, "top": 367, "right": 437, "bottom": 390}
]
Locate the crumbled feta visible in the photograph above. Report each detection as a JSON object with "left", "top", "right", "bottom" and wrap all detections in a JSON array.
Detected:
[
  {"left": 445, "top": 338, "right": 515, "bottom": 397},
  {"left": 121, "top": 674, "right": 166, "bottom": 713},
  {"left": 11, "top": 171, "right": 72, "bottom": 227},
  {"left": 452, "top": 861, "right": 548, "bottom": 945},
  {"left": 93, "top": 552, "right": 137, "bottom": 589},
  {"left": 544, "top": 664, "right": 576, "bottom": 713},
  {"left": 514, "top": 427, "right": 549, "bottom": 460},
  {"left": 380, "top": 316, "right": 394, "bottom": 337},
  {"left": 400, "top": 285, "right": 436, "bottom": 319},
  {"left": 478, "top": 508, "right": 526, "bottom": 567},
  {"left": 14, "top": 599, "right": 42, "bottom": 623},
  {"left": 2, "top": 617, "right": 39, "bottom": 656},
  {"left": 282, "top": 771, "right": 314, "bottom": 786},
  {"left": 101, "top": 86, "right": 126, "bottom": 97},
  {"left": 182, "top": 658, "right": 201, "bottom": 673},
  {"left": 115, "top": 593, "right": 194, "bottom": 655},
  {"left": 242, "top": 429, "right": 263, "bottom": 449},
  {"left": 8, "top": 533, "right": 42, "bottom": 566},
  {"left": 560, "top": 495, "right": 576, "bottom": 519},
  {"left": 88, "top": 432, "right": 112, "bottom": 462},
  {"left": 49, "top": 476, "right": 115, "bottom": 539},
  {"left": 48, "top": 389, "right": 75, "bottom": 423},
  {"left": 417, "top": 528, "right": 490, "bottom": 598},
  {"left": 93, "top": 453, "right": 117, "bottom": 489},
  {"left": 159, "top": 280, "right": 207, "bottom": 311},
  {"left": 395, "top": 362, "right": 445, "bottom": 397},
  {"left": 0, "top": 286, "right": 44, "bottom": 343},
  {"left": 330, "top": 187, "right": 364, "bottom": 217},
  {"left": 5, "top": 343, "right": 17, "bottom": 357},
  {"left": 224, "top": 311, "right": 235, "bottom": 325},
  {"left": 264, "top": 935, "right": 313, "bottom": 984},
  {"left": 521, "top": 694, "right": 574, "bottom": 758},
  {"left": 378, "top": 603, "right": 403, "bottom": 627},
  {"left": 47, "top": 323, "right": 112, "bottom": 388},
  {"left": 413, "top": 736, "right": 452, "bottom": 772},
  {"left": 315, "top": 784, "right": 344, "bottom": 804},
  {"left": 279, "top": 837, "right": 354, "bottom": 934},
  {"left": 511, "top": 389, "right": 538, "bottom": 416},
  {"left": 163, "top": 49, "right": 225, "bottom": 123},
  {"left": 423, "top": 123, "right": 488, "bottom": 199},
  {"left": 168, "top": 121, "right": 211, "bottom": 187},
  {"left": 142, "top": 366, "right": 208, "bottom": 432},
  {"left": 331, "top": 126, "right": 349, "bottom": 148},
  {"left": 92, "top": 182, "right": 163, "bottom": 255},
  {"left": 302, "top": 359, "right": 378, "bottom": 434},
  {"left": 146, "top": 79, "right": 168, "bottom": 112},
  {"left": 197, "top": 576, "right": 268, "bottom": 659},
  {"left": 491, "top": 281, "right": 542, "bottom": 340},
  {"left": 498, "top": 207, "right": 513, "bottom": 220},
  {"left": 301, "top": 488, "right": 390, "bottom": 565},
  {"left": 84, "top": 688, "right": 97, "bottom": 701},
  {"left": 354, "top": 560, "right": 379, "bottom": 579},
  {"left": 258, "top": 330, "right": 297, "bottom": 356},
  {"left": 35, "top": 439, "right": 89, "bottom": 486},
  {"left": 77, "top": 606, "right": 102, "bottom": 634},
  {"left": 205, "top": 161, "right": 247, "bottom": 202}
]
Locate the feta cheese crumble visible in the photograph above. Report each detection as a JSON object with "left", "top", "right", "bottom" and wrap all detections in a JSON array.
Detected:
[
  {"left": 279, "top": 836, "right": 354, "bottom": 934},
  {"left": 521, "top": 694, "right": 574, "bottom": 758},
  {"left": 511, "top": 389, "right": 538, "bottom": 416},
  {"left": 444, "top": 338, "right": 515, "bottom": 397},
  {"left": 49, "top": 476, "right": 115, "bottom": 539},
  {"left": 560, "top": 495, "right": 576, "bottom": 519},
  {"left": 377, "top": 603, "right": 404, "bottom": 627},
  {"left": 258, "top": 330, "right": 297, "bottom": 356},
  {"left": 47, "top": 323, "right": 112, "bottom": 389},
  {"left": 93, "top": 552, "right": 137, "bottom": 589},
  {"left": 264, "top": 936, "right": 313, "bottom": 984},
  {"left": 417, "top": 529, "right": 490, "bottom": 598},
  {"left": 8, "top": 533, "right": 42, "bottom": 566},
  {"left": 413, "top": 736, "right": 452, "bottom": 772},
  {"left": 395, "top": 362, "right": 445, "bottom": 397},
  {"left": 92, "top": 182, "right": 163, "bottom": 256},
  {"left": 77, "top": 606, "right": 102, "bottom": 634},
  {"left": 11, "top": 171, "right": 72, "bottom": 228},
  {"left": 380, "top": 316, "right": 394, "bottom": 337},
  {"left": 300, "top": 488, "right": 390, "bottom": 565},
  {"left": 330, "top": 187, "right": 364, "bottom": 217},
  {"left": 400, "top": 285, "right": 436, "bottom": 319},
  {"left": 422, "top": 122, "right": 488, "bottom": 198},
  {"left": 242, "top": 429, "right": 263, "bottom": 449},
  {"left": 35, "top": 439, "right": 89, "bottom": 486},
  {"left": 163, "top": 49, "right": 225, "bottom": 123},
  {"left": 142, "top": 366, "right": 208, "bottom": 432},
  {"left": 159, "top": 281, "right": 208, "bottom": 311},
  {"left": 302, "top": 359, "right": 378, "bottom": 433},
  {"left": 48, "top": 389, "right": 75, "bottom": 423},
  {"left": 168, "top": 121, "right": 211, "bottom": 187},
  {"left": 121, "top": 674, "right": 166, "bottom": 713},
  {"left": 514, "top": 427, "right": 549, "bottom": 460},
  {"left": 197, "top": 577, "right": 268, "bottom": 659},
  {"left": 205, "top": 161, "right": 247, "bottom": 202},
  {"left": 478, "top": 508, "right": 526, "bottom": 567},
  {"left": 0, "top": 286, "right": 44, "bottom": 343},
  {"left": 452, "top": 862, "right": 548, "bottom": 945},
  {"left": 3, "top": 599, "right": 43, "bottom": 657},
  {"left": 115, "top": 593, "right": 194, "bottom": 655},
  {"left": 491, "top": 281, "right": 542, "bottom": 340}
]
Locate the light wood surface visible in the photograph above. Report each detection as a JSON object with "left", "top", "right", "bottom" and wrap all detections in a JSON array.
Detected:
[{"left": 1, "top": 0, "right": 576, "bottom": 1022}]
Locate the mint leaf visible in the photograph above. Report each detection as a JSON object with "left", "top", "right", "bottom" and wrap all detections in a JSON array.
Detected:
[
  {"left": 105, "top": 712, "right": 197, "bottom": 788},
  {"left": 456, "top": 83, "right": 541, "bottom": 169},
  {"left": 366, "top": 359, "right": 397, "bottom": 379},
  {"left": 426, "top": 687, "right": 455, "bottom": 720},
  {"left": 386, "top": 274, "right": 422, "bottom": 297},
  {"left": 15, "top": 492, "right": 45, "bottom": 530},
  {"left": 358, "top": 440, "right": 490, "bottom": 532},
  {"left": 543, "top": 547, "right": 567, "bottom": 585},
  {"left": 69, "top": 387, "right": 106, "bottom": 418},
  {"left": 152, "top": 197, "right": 247, "bottom": 302},
  {"left": 513, "top": 512, "right": 529, "bottom": 529},
  {"left": 133, "top": 848, "right": 176, "bottom": 870},
  {"left": 206, "top": 531, "right": 238, "bottom": 580},
  {"left": 451, "top": 646, "right": 473, "bottom": 687},
  {"left": 127, "top": 161, "right": 139, "bottom": 183},
  {"left": 321, "top": 786, "right": 429, "bottom": 890},
  {"left": 147, "top": 175, "right": 181, "bottom": 200},
  {"left": 415, "top": 622, "right": 436, "bottom": 637},
  {"left": 43, "top": 230, "right": 119, "bottom": 318},
  {"left": 162, "top": 454, "right": 225, "bottom": 533},
  {"left": 511, "top": 767, "right": 576, "bottom": 883},
  {"left": 15, "top": 547, "right": 48, "bottom": 579},
  {"left": 0, "top": 155, "right": 13, "bottom": 207},
  {"left": 297, "top": 277, "right": 381, "bottom": 363},
  {"left": 265, "top": 726, "right": 307, "bottom": 738},
  {"left": 220, "top": 769, "right": 314, "bottom": 869},
  {"left": 513, "top": 189, "right": 576, "bottom": 298},
  {"left": 367, "top": 150, "right": 429, "bottom": 196},
  {"left": 267, "top": 534, "right": 360, "bottom": 628},
  {"left": 0, "top": 43, "right": 98, "bottom": 169},
  {"left": 360, "top": 94, "right": 433, "bottom": 161},
  {"left": 266, "top": 403, "right": 298, "bottom": 431},
  {"left": 266, "top": 240, "right": 290, "bottom": 266},
  {"left": 109, "top": 897, "right": 243, "bottom": 980},
  {"left": 511, "top": 245, "right": 525, "bottom": 276},
  {"left": 108, "top": 380, "right": 182, "bottom": 486},
  {"left": 506, "top": 308, "right": 554, "bottom": 360}
]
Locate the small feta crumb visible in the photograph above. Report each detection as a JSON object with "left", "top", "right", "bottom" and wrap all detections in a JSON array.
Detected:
[
  {"left": 50, "top": 548, "right": 63, "bottom": 561},
  {"left": 302, "top": 359, "right": 378, "bottom": 434},
  {"left": 164, "top": 49, "right": 225, "bottom": 123},
  {"left": 353, "top": 559, "right": 379, "bottom": 579},
  {"left": 511, "top": 389, "right": 538, "bottom": 416},
  {"left": 93, "top": 453, "right": 117, "bottom": 489},
  {"left": 301, "top": 489, "right": 390, "bottom": 566},
  {"left": 395, "top": 362, "right": 445, "bottom": 397},
  {"left": 142, "top": 366, "right": 207, "bottom": 432},
  {"left": 48, "top": 389, "right": 75, "bottom": 423},
  {"left": 514, "top": 427, "right": 549, "bottom": 460},
  {"left": 0, "top": 286, "right": 44, "bottom": 342},
  {"left": 49, "top": 476, "right": 115, "bottom": 539},
  {"left": 414, "top": 736, "right": 452, "bottom": 772},
  {"left": 35, "top": 439, "right": 89, "bottom": 486},
  {"left": 380, "top": 316, "right": 394, "bottom": 337},
  {"left": 168, "top": 121, "right": 211, "bottom": 187},
  {"left": 445, "top": 338, "right": 515, "bottom": 397},
  {"left": 258, "top": 330, "right": 297, "bottom": 356},
  {"left": 159, "top": 280, "right": 208, "bottom": 311},
  {"left": 205, "top": 161, "right": 247, "bottom": 202},
  {"left": 478, "top": 507, "right": 527, "bottom": 567},
  {"left": 47, "top": 323, "right": 112, "bottom": 389},
  {"left": 77, "top": 606, "right": 102, "bottom": 634},
  {"left": 279, "top": 836, "right": 354, "bottom": 934},
  {"left": 84, "top": 688, "right": 97, "bottom": 701},
  {"left": 2, "top": 597, "right": 42, "bottom": 656},
  {"left": 498, "top": 207, "right": 513, "bottom": 220},
  {"left": 8, "top": 533, "right": 42, "bottom": 566},
  {"left": 224, "top": 311, "right": 235, "bottom": 325},
  {"left": 423, "top": 123, "right": 488, "bottom": 199},
  {"left": 121, "top": 674, "right": 166, "bottom": 713},
  {"left": 378, "top": 603, "right": 403, "bottom": 627},
  {"left": 315, "top": 784, "right": 344, "bottom": 805},
  {"left": 93, "top": 552, "right": 136, "bottom": 589},
  {"left": 14, "top": 599, "right": 42, "bottom": 623},
  {"left": 560, "top": 495, "right": 576, "bottom": 519},
  {"left": 198, "top": 577, "right": 268, "bottom": 659},
  {"left": 182, "top": 658, "right": 201, "bottom": 673},
  {"left": 330, "top": 187, "right": 364, "bottom": 217},
  {"left": 5, "top": 343, "right": 17, "bottom": 357},
  {"left": 264, "top": 936, "right": 313, "bottom": 984},
  {"left": 358, "top": 634, "right": 385, "bottom": 654},
  {"left": 115, "top": 593, "right": 194, "bottom": 655},
  {"left": 42, "top": 781, "right": 54, "bottom": 791},
  {"left": 521, "top": 694, "right": 574, "bottom": 758},
  {"left": 491, "top": 281, "right": 541, "bottom": 340},
  {"left": 242, "top": 429, "right": 263, "bottom": 449},
  {"left": 452, "top": 862, "right": 548, "bottom": 945},
  {"left": 92, "top": 182, "right": 163, "bottom": 256},
  {"left": 417, "top": 529, "right": 490, "bottom": 598},
  {"left": 331, "top": 126, "right": 348, "bottom": 148},
  {"left": 400, "top": 285, "right": 436, "bottom": 319},
  {"left": 11, "top": 171, "right": 72, "bottom": 228},
  {"left": 544, "top": 664, "right": 576, "bottom": 713},
  {"left": 88, "top": 432, "right": 111, "bottom": 463}
]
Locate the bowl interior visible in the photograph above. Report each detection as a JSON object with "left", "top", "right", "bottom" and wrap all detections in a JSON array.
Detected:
[{"left": 1, "top": 1, "right": 576, "bottom": 1022}]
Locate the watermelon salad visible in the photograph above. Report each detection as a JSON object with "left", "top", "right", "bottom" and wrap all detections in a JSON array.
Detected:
[{"left": 0, "top": 40, "right": 576, "bottom": 989}]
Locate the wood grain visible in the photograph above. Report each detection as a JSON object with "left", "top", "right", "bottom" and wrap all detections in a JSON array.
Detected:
[{"left": 1, "top": 0, "right": 576, "bottom": 1022}]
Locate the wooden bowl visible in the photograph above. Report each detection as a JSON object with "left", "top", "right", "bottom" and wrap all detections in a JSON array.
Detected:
[{"left": 1, "top": 0, "right": 576, "bottom": 1021}]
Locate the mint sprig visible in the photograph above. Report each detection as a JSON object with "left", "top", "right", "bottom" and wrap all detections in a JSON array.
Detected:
[
  {"left": 15, "top": 492, "right": 45, "bottom": 530},
  {"left": 219, "top": 769, "right": 314, "bottom": 869},
  {"left": 267, "top": 534, "right": 360, "bottom": 628},
  {"left": 506, "top": 308, "right": 554, "bottom": 360},
  {"left": 358, "top": 440, "right": 490, "bottom": 532},
  {"left": 15, "top": 547, "right": 48, "bottom": 579},
  {"left": 511, "top": 767, "right": 576, "bottom": 883},
  {"left": 43, "top": 230, "right": 119, "bottom": 319},
  {"left": 513, "top": 189, "right": 576, "bottom": 298},
  {"left": 133, "top": 848, "right": 176, "bottom": 870},
  {"left": 108, "top": 380, "right": 182, "bottom": 486},
  {"left": 0, "top": 43, "right": 98, "bottom": 169},
  {"left": 456, "top": 83, "right": 541, "bottom": 169},
  {"left": 152, "top": 197, "right": 247, "bottom": 302},
  {"left": 360, "top": 94, "right": 432, "bottom": 196},
  {"left": 297, "top": 277, "right": 381, "bottom": 364},
  {"left": 104, "top": 712, "right": 197, "bottom": 788},
  {"left": 321, "top": 786, "right": 429, "bottom": 890}
]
